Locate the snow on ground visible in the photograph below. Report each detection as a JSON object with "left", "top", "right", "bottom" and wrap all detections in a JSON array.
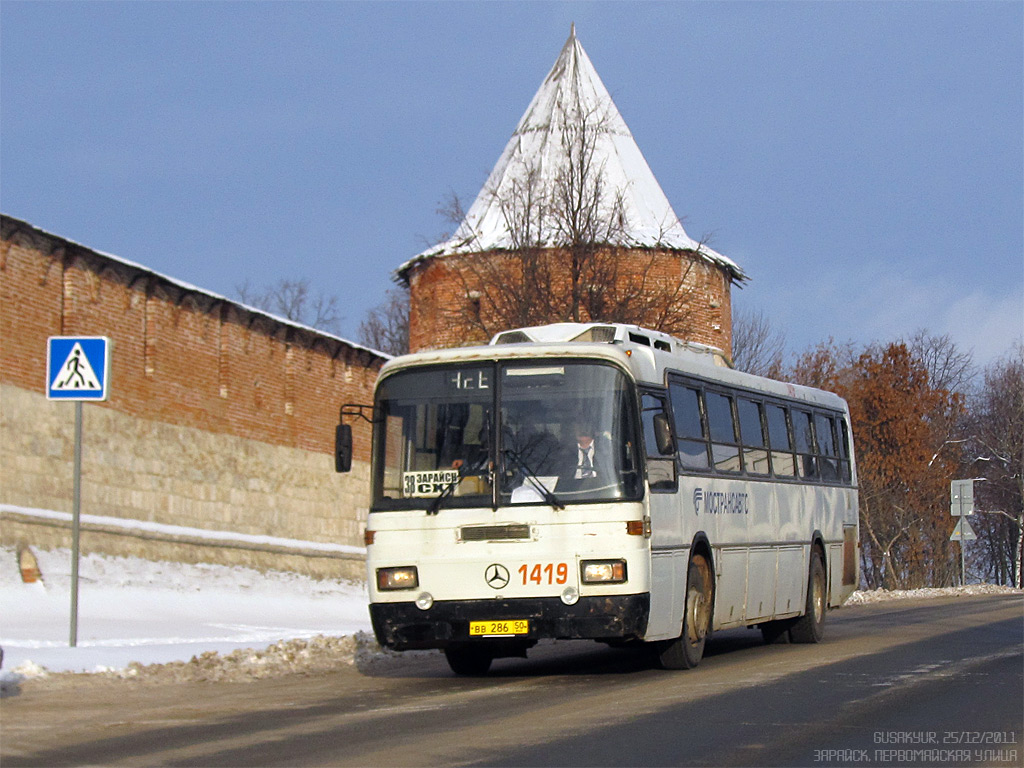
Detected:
[
  {"left": 0, "top": 546, "right": 373, "bottom": 685},
  {"left": 1, "top": 545, "right": 1020, "bottom": 689},
  {"left": 844, "top": 583, "right": 1022, "bottom": 604}
]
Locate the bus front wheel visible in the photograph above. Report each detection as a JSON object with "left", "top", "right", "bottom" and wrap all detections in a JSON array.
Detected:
[
  {"left": 790, "top": 548, "right": 826, "bottom": 644},
  {"left": 658, "top": 554, "right": 712, "bottom": 669}
]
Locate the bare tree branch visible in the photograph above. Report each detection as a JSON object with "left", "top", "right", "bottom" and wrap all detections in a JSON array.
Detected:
[
  {"left": 234, "top": 278, "right": 342, "bottom": 335},
  {"left": 358, "top": 286, "right": 410, "bottom": 357},
  {"left": 731, "top": 307, "right": 787, "bottom": 378},
  {"left": 905, "top": 329, "right": 976, "bottom": 394}
]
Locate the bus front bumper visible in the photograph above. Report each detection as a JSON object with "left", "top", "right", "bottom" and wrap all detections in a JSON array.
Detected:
[{"left": 369, "top": 594, "right": 650, "bottom": 651}]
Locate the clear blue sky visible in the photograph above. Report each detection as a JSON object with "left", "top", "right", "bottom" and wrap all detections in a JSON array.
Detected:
[{"left": 2, "top": 1, "right": 1021, "bottom": 365}]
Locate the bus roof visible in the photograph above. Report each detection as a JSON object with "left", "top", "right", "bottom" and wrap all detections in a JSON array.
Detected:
[{"left": 381, "top": 323, "right": 848, "bottom": 412}]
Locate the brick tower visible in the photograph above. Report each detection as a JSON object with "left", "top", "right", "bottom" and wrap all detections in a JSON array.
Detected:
[{"left": 397, "top": 27, "right": 747, "bottom": 356}]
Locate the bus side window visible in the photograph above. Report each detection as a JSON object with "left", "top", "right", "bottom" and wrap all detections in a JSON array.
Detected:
[
  {"left": 669, "top": 384, "right": 710, "bottom": 470},
  {"left": 839, "top": 418, "right": 853, "bottom": 484},
  {"left": 793, "top": 410, "right": 818, "bottom": 480},
  {"left": 814, "top": 413, "right": 840, "bottom": 482},
  {"left": 641, "top": 392, "right": 677, "bottom": 491},
  {"left": 738, "top": 397, "right": 770, "bottom": 476},
  {"left": 706, "top": 390, "right": 741, "bottom": 473},
  {"left": 766, "top": 403, "right": 796, "bottom": 477},
  {"left": 667, "top": 382, "right": 708, "bottom": 473}
]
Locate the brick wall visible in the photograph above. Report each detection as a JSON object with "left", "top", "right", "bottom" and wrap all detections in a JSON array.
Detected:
[
  {"left": 0, "top": 215, "right": 386, "bottom": 571},
  {"left": 406, "top": 247, "right": 734, "bottom": 354}
]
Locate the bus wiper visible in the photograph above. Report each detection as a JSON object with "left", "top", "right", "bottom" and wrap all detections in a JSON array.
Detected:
[
  {"left": 426, "top": 471, "right": 461, "bottom": 516},
  {"left": 426, "top": 457, "right": 489, "bottom": 515},
  {"left": 502, "top": 448, "right": 565, "bottom": 511}
]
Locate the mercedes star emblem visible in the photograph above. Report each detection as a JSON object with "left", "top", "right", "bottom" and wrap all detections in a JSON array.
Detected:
[{"left": 485, "top": 563, "right": 510, "bottom": 589}]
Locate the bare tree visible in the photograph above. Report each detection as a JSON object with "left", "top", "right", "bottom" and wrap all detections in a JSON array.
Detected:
[
  {"left": 235, "top": 278, "right": 343, "bottom": 335},
  {"left": 966, "top": 343, "right": 1024, "bottom": 587},
  {"left": 439, "top": 101, "right": 707, "bottom": 342},
  {"left": 416, "top": 189, "right": 468, "bottom": 250},
  {"left": 731, "top": 307, "right": 787, "bottom": 377},
  {"left": 905, "top": 329, "right": 975, "bottom": 393},
  {"left": 358, "top": 286, "right": 410, "bottom": 357}
]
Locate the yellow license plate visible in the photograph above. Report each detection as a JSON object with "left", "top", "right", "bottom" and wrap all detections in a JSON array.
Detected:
[{"left": 469, "top": 619, "right": 529, "bottom": 636}]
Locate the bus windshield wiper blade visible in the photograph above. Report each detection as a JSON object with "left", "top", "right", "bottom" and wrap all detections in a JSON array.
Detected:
[
  {"left": 502, "top": 448, "right": 564, "bottom": 511},
  {"left": 426, "top": 457, "right": 489, "bottom": 515},
  {"left": 426, "top": 473, "right": 460, "bottom": 515}
]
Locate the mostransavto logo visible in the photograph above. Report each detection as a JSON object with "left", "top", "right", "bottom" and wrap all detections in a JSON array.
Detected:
[{"left": 693, "top": 487, "right": 750, "bottom": 515}]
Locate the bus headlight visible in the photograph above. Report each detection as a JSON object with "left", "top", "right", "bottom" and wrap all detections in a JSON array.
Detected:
[
  {"left": 580, "top": 559, "right": 627, "bottom": 584},
  {"left": 376, "top": 566, "right": 419, "bottom": 591}
]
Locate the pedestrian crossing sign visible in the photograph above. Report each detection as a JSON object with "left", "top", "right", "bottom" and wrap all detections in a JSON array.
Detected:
[{"left": 47, "top": 336, "right": 110, "bottom": 401}]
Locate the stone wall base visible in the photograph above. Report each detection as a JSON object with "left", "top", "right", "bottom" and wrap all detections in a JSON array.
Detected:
[{"left": 1, "top": 511, "right": 366, "bottom": 581}]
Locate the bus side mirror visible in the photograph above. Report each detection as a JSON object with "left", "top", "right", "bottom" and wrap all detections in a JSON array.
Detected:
[
  {"left": 653, "top": 413, "right": 674, "bottom": 456},
  {"left": 335, "top": 424, "right": 353, "bottom": 473}
]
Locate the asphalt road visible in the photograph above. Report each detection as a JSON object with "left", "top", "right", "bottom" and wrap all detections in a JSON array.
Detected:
[{"left": 2, "top": 595, "right": 1021, "bottom": 767}]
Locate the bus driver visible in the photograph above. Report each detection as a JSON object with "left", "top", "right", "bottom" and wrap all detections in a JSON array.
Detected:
[{"left": 566, "top": 419, "right": 613, "bottom": 483}]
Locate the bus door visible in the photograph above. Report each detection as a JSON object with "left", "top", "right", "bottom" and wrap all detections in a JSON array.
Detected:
[{"left": 640, "top": 390, "right": 686, "bottom": 640}]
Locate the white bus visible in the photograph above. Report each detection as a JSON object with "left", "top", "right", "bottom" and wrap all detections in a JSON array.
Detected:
[{"left": 336, "top": 323, "right": 859, "bottom": 675}]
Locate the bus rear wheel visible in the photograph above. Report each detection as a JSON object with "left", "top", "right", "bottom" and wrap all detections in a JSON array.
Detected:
[
  {"left": 659, "top": 553, "right": 712, "bottom": 669},
  {"left": 444, "top": 644, "right": 493, "bottom": 676},
  {"left": 790, "top": 548, "right": 826, "bottom": 644}
]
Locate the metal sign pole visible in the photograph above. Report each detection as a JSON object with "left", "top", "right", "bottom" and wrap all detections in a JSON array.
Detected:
[
  {"left": 70, "top": 400, "right": 82, "bottom": 647},
  {"left": 960, "top": 522, "right": 966, "bottom": 588},
  {"left": 959, "top": 495, "right": 966, "bottom": 587}
]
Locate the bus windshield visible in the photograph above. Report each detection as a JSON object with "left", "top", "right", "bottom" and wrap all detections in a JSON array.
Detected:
[{"left": 371, "top": 361, "right": 642, "bottom": 511}]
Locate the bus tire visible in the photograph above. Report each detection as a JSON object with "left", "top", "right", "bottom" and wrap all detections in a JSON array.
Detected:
[
  {"left": 790, "top": 548, "right": 826, "bottom": 644},
  {"left": 444, "top": 644, "right": 493, "bottom": 676},
  {"left": 659, "top": 554, "right": 712, "bottom": 669}
]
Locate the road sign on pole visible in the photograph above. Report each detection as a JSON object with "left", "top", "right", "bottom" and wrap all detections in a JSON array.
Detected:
[
  {"left": 47, "top": 336, "right": 110, "bottom": 401},
  {"left": 46, "top": 336, "right": 111, "bottom": 647},
  {"left": 950, "top": 479, "right": 975, "bottom": 517},
  {"left": 949, "top": 518, "right": 977, "bottom": 542}
]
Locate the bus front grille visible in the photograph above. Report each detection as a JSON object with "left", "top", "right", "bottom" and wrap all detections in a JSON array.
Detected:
[{"left": 461, "top": 524, "right": 531, "bottom": 541}]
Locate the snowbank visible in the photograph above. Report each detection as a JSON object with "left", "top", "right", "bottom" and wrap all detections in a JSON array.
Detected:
[
  {"left": 0, "top": 546, "right": 372, "bottom": 684},
  {"left": 845, "top": 583, "right": 1022, "bottom": 604}
]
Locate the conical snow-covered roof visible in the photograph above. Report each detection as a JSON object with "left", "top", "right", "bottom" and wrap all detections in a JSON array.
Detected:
[{"left": 399, "top": 27, "right": 745, "bottom": 282}]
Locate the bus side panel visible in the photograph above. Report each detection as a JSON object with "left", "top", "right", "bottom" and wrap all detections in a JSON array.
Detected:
[
  {"left": 744, "top": 478, "right": 781, "bottom": 622},
  {"left": 776, "top": 483, "right": 808, "bottom": 549},
  {"left": 834, "top": 488, "right": 860, "bottom": 606},
  {"left": 776, "top": 545, "right": 807, "bottom": 616},
  {"left": 645, "top": 474, "right": 688, "bottom": 641},
  {"left": 817, "top": 484, "right": 852, "bottom": 607},
  {"left": 828, "top": 543, "right": 843, "bottom": 604},
  {"left": 746, "top": 548, "right": 778, "bottom": 620},
  {"left": 774, "top": 481, "right": 811, "bottom": 618},
  {"left": 713, "top": 547, "right": 748, "bottom": 628},
  {"left": 645, "top": 549, "right": 686, "bottom": 641},
  {"left": 677, "top": 474, "right": 754, "bottom": 631}
]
